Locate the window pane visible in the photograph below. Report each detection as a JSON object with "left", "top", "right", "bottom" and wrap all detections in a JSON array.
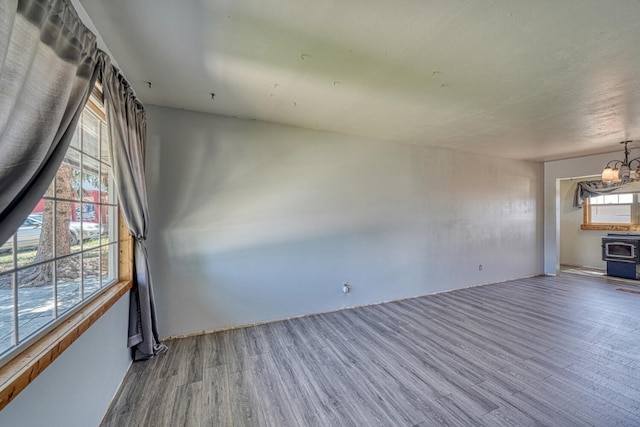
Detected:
[
  {"left": 70, "top": 124, "right": 81, "bottom": 149},
  {"left": 82, "top": 111, "right": 101, "bottom": 158},
  {"left": 100, "top": 122, "right": 110, "bottom": 165},
  {"left": 82, "top": 155, "right": 100, "bottom": 195},
  {"left": 83, "top": 249, "right": 101, "bottom": 298},
  {"left": 80, "top": 202, "right": 97, "bottom": 225},
  {"left": 0, "top": 273, "right": 13, "bottom": 354},
  {"left": 0, "top": 236, "right": 14, "bottom": 273},
  {"left": 56, "top": 157, "right": 80, "bottom": 201},
  {"left": 591, "top": 205, "right": 631, "bottom": 223},
  {"left": 619, "top": 193, "right": 633, "bottom": 204},
  {"left": 101, "top": 243, "right": 117, "bottom": 287},
  {"left": 106, "top": 205, "right": 118, "bottom": 244},
  {"left": 100, "top": 166, "right": 113, "bottom": 205},
  {"left": 97, "top": 205, "right": 106, "bottom": 238},
  {"left": 44, "top": 175, "right": 55, "bottom": 200},
  {"left": 82, "top": 160, "right": 100, "bottom": 236},
  {"left": 57, "top": 255, "right": 81, "bottom": 315},
  {"left": 17, "top": 216, "right": 46, "bottom": 267},
  {"left": 55, "top": 201, "right": 80, "bottom": 256},
  {"left": 591, "top": 195, "right": 604, "bottom": 204},
  {"left": 603, "top": 195, "right": 618, "bottom": 204},
  {"left": 18, "top": 264, "right": 54, "bottom": 341}
]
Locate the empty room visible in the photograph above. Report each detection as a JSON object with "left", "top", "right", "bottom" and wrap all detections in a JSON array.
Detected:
[{"left": 1, "top": 0, "right": 639, "bottom": 426}]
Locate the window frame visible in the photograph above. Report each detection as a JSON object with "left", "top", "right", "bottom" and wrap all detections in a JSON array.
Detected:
[
  {"left": 0, "top": 87, "right": 134, "bottom": 410},
  {"left": 0, "top": 217, "right": 132, "bottom": 411},
  {"left": 581, "top": 195, "right": 640, "bottom": 231}
]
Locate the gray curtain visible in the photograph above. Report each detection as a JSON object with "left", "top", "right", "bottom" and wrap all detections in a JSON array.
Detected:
[
  {"left": 573, "top": 180, "right": 640, "bottom": 208},
  {"left": 1, "top": 0, "right": 166, "bottom": 361},
  {"left": 0, "top": 0, "right": 100, "bottom": 246},
  {"left": 101, "top": 64, "right": 167, "bottom": 360}
]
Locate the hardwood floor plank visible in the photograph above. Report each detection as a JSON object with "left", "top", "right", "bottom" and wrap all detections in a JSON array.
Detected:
[
  {"left": 243, "top": 325, "right": 269, "bottom": 356},
  {"left": 268, "top": 345, "right": 361, "bottom": 427},
  {"left": 349, "top": 308, "right": 489, "bottom": 387},
  {"left": 253, "top": 322, "right": 289, "bottom": 355},
  {"left": 176, "top": 336, "right": 204, "bottom": 385},
  {"left": 477, "top": 377, "right": 581, "bottom": 426},
  {"left": 138, "top": 376, "right": 179, "bottom": 427},
  {"left": 147, "top": 337, "right": 184, "bottom": 380},
  {"left": 474, "top": 380, "right": 541, "bottom": 427},
  {"left": 564, "top": 361, "right": 640, "bottom": 401},
  {"left": 100, "top": 371, "right": 150, "bottom": 427},
  {"left": 170, "top": 381, "right": 203, "bottom": 427},
  {"left": 101, "top": 274, "right": 640, "bottom": 426},
  {"left": 509, "top": 387, "right": 592, "bottom": 426},
  {"left": 220, "top": 329, "right": 254, "bottom": 373},
  {"left": 311, "top": 340, "right": 424, "bottom": 425},
  {"left": 546, "top": 365, "right": 640, "bottom": 417},
  {"left": 436, "top": 394, "right": 488, "bottom": 426},
  {"left": 251, "top": 352, "right": 304, "bottom": 427},
  {"left": 200, "top": 330, "right": 226, "bottom": 368},
  {"left": 533, "top": 374, "right": 640, "bottom": 426},
  {"left": 542, "top": 373, "right": 640, "bottom": 423},
  {"left": 202, "top": 365, "right": 232, "bottom": 427},
  {"left": 227, "top": 369, "right": 259, "bottom": 426},
  {"left": 287, "top": 317, "right": 327, "bottom": 346},
  {"left": 323, "top": 310, "right": 461, "bottom": 398}
]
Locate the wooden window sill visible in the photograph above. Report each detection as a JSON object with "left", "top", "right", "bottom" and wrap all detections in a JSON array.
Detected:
[
  {"left": 581, "top": 224, "right": 640, "bottom": 231},
  {"left": 0, "top": 279, "right": 132, "bottom": 411}
]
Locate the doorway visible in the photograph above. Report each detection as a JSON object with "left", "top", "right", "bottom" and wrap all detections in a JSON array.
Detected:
[{"left": 557, "top": 176, "right": 606, "bottom": 276}]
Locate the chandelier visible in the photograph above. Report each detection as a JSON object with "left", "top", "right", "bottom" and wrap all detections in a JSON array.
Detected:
[{"left": 601, "top": 140, "right": 640, "bottom": 184}]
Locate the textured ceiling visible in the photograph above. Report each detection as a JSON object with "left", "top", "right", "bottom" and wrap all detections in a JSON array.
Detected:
[{"left": 79, "top": 0, "right": 640, "bottom": 161}]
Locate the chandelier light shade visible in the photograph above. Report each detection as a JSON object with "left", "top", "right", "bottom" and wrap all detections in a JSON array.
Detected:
[
  {"left": 602, "top": 141, "right": 639, "bottom": 184},
  {"left": 602, "top": 166, "right": 614, "bottom": 182},
  {"left": 612, "top": 168, "right": 622, "bottom": 183}
]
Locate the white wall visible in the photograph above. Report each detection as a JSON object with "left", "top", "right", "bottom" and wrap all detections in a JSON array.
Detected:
[
  {"left": 146, "top": 105, "right": 543, "bottom": 338},
  {"left": 544, "top": 149, "right": 640, "bottom": 274},
  {"left": 0, "top": 296, "right": 131, "bottom": 427},
  {"left": 559, "top": 178, "right": 605, "bottom": 269}
]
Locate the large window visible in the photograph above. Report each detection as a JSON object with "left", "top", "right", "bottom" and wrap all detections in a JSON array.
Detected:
[{"left": 0, "top": 92, "right": 118, "bottom": 361}]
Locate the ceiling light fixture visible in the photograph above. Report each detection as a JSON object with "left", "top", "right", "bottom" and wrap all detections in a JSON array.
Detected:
[{"left": 602, "top": 140, "right": 640, "bottom": 184}]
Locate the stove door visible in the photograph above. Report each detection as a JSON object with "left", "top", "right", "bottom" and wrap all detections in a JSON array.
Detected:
[{"left": 603, "top": 241, "right": 637, "bottom": 262}]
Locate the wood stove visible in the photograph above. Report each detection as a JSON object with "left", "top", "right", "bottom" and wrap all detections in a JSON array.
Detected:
[{"left": 602, "top": 234, "right": 640, "bottom": 279}]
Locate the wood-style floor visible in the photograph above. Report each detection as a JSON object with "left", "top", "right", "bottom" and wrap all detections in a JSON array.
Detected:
[{"left": 101, "top": 274, "right": 640, "bottom": 426}]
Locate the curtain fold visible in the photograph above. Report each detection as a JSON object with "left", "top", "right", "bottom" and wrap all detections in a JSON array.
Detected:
[
  {"left": 101, "top": 64, "right": 167, "bottom": 360},
  {"left": 573, "top": 180, "right": 640, "bottom": 208},
  {"left": 2, "top": 0, "right": 166, "bottom": 361},
  {"left": 0, "top": 0, "right": 100, "bottom": 246}
]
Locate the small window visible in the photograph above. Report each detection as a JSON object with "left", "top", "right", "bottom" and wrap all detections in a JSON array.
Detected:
[
  {"left": 581, "top": 190, "right": 640, "bottom": 231},
  {"left": 590, "top": 205, "right": 631, "bottom": 224},
  {"left": 590, "top": 193, "right": 634, "bottom": 205},
  {"left": 588, "top": 193, "right": 634, "bottom": 224}
]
